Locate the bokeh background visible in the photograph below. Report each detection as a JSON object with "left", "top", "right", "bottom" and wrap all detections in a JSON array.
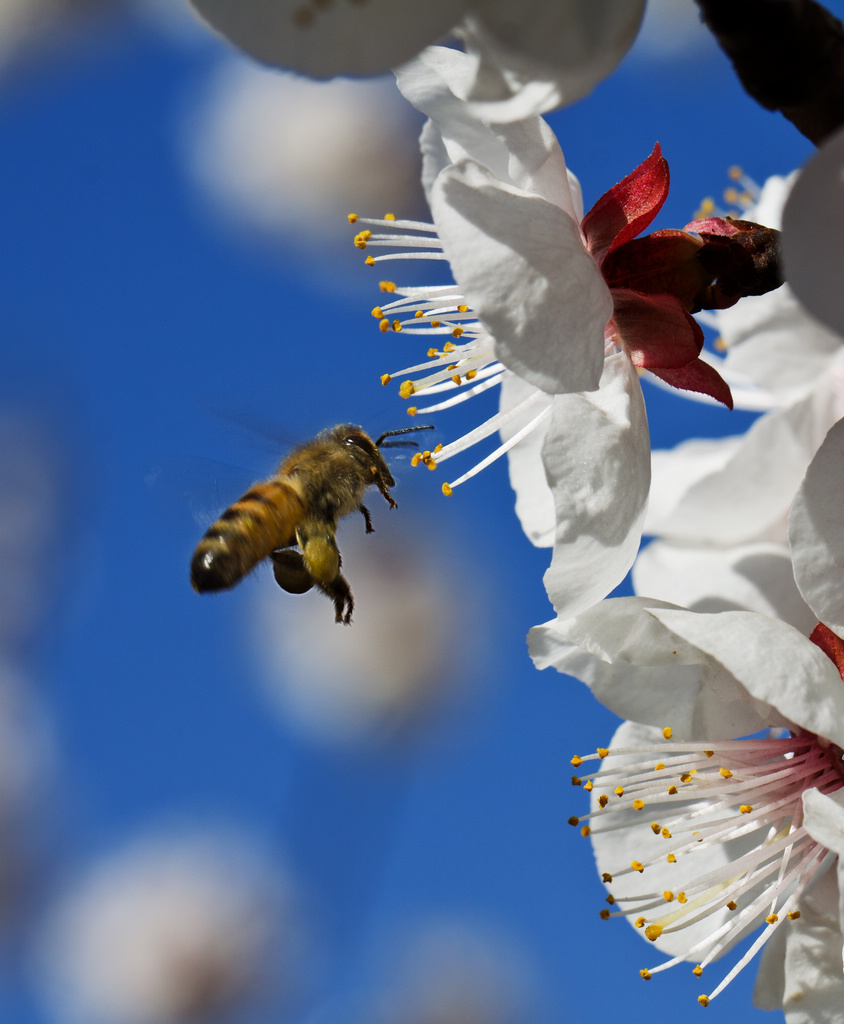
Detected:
[{"left": 0, "top": 2, "right": 835, "bottom": 1022}]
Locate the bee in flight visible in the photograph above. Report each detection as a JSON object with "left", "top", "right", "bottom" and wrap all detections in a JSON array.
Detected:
[{"left": 190, "top": 423, "right": 434, "bottom": 623}]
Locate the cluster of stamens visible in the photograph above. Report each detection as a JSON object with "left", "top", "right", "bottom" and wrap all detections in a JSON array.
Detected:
[
  {"left": 569, "top": 727, "right": 843, "bottom": 1007},
  {"left": 693, "top": 165, "right": 761, "bottom": 223},
  {"left": 349, "top": 212, "right": 553, "bottom": 495}
]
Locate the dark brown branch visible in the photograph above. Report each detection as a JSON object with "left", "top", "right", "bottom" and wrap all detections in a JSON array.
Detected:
[{"left": 695, "top": 0, "right": 844, "bottom": 145}]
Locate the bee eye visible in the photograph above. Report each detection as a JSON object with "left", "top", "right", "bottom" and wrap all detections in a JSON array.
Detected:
[{"left": 344, "top": 435, "right": 366, "bottom": 449}]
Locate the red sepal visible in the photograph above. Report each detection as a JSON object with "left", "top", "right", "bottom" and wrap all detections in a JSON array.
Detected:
[
  {"left": 647, "top": 359, "right": 734, "bottom": 409},
  {"left": 582, "top": 143, "right": 670, "bottom": 266},
  {"left": 611, "top": 289, "right": 704, "bottom": 368},
  {"left": 810, "top": 622, "right": 844, "bottom": 682}
]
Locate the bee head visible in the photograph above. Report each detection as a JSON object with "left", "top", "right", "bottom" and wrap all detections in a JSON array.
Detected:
[{"left": 334, "top": 425, "right": 396, "bottom": 487}]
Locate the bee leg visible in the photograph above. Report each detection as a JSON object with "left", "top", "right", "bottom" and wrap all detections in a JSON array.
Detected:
[
  {"left": 314, "top": 573, "right": 354, "bottom": 624},
  {"left": 270, "top": 549, "right": 313, "bottom": 594},
  {"left": 296, "top": 519, "right": 352, "bottom": 623},
  {"left": 359, "top": 504, "right": 374, "bottom": 534},
  {"left": 374, "top": 479, "right": 398, "bottom": 510}
]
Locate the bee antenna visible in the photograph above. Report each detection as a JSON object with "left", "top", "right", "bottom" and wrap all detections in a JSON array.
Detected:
[{"left": 376, "top": 424, "right": 436, "bottom": 448}]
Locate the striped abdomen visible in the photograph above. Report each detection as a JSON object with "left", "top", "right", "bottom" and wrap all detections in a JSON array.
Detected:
[{"left": 190, "top": 477, "right": 306, "bottom": 592}]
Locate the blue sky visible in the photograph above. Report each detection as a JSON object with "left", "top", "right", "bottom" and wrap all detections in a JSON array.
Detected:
[{"left": 0, "top": 4, "right": 838, "bottom": 1022}]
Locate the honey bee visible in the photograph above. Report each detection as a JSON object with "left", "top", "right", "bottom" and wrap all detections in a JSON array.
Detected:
[{"left": 190, "top": 423, "right": 433, "bottom": 623}]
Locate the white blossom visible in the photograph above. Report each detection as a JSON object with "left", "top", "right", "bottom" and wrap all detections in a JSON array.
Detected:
[{"left": 188, "top": 0, "right": 645, "bottom": 121}]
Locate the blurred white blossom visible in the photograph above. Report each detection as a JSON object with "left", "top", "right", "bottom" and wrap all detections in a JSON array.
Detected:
[
  {"left": 376, "top": 919, "right": 537, "bottom": 1024},
  {"left": 39, "top": 829, "right": 300, "bottom": 1024},
  {"left": 188, "top": 0, "right": 645, "bottom": 122},
  {"left": 184, "top": 58, "right": 424, "bottom": 252},
  {"left": 250, "top": 521, "right": 472, "bottom": 746}
]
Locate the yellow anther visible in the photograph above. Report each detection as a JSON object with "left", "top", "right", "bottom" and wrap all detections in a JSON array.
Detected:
[
  {"left": 451, "top": 375, "right": 461, "bottom": 385},
  {"left": 571, "top": 776, "right": 582, "bottom": 786},
  {"left": 384, "top": 212, "right": 396, "bottom": 220},
  {"left": 654, "top": 762, "right": 665, "bottom": 771},
  {"left": 457, "top": 304, "right": 468, "bottom": 313},
  {"left": 407, "top": 406, "right": 417, "bottom": 416},
  {"left": 379, "top": 280, "right": 396, "bottom": 292},
  {"left": 380, "top": 374, "right": 392, "bottom": 386},
  {"left": 728, "top": 165, "right": 743, "bottom": 180},
  {"left": 720, "top": 767, "right": 733, "bottom": 778},
  {"left": 640, "top": 969, "right": 652, "bottom": 981},
  {"left": 399, "top": 381, "right": 415, "bottom": 399},
  {"left": 664, "top": 891, "right": 674, "bottom": 902},
  {"left": 645, "top": 923, "right": 662, "bottom": 941},
  {"left": 391, "top": 320, "right": 402, "bottom": 332},
  {"left": 788, "top": 910, "right": 801, "bottom": 920},
  {"left": 372, "top": 306, "right": 385, "bottom": 319},
  {"left": 698, "top": 995, "right": 710, "bottom": 1007},
  {"left": 433, "top": 444, "right": 442, "bottom": 453},
  {"left": 446, "top": 363, "right": 457, "bottom": 371},
  {"left": 600, "top": 909, "right": 611, "bottom": 920},
  {"left": 410, "top": 453, "right": 422, "bottom": 467},
  {"left": 567, "top": 816, "right": 580, "bottom": 827},
  {"left": 726, "top": 900, "right": 737, "bottom": 911},
  {"left": 663, "top": 727, "right": 673, "bottom": 740},
  {"left": 631, "top": 861, "right": 644, "bottom": 873},
  {"left": 634, "top": 917, "right": 646, "bottom": 928},
  {"left": 416, "top": 310, "right": 425, "bottom": 319},
  {"left": 704, "top": 750, "right": 714, "bottom": 758},
  {"left": 740, "top": 805, "right": 753, "bottom": 814},
  {"left": 421, "top": 450, "right": 431, "bottom": 460},
  {"left": 661, "top": 827, "right": 672, "bottom": 839},
  {"left": 427, "top": 348, "right": 439, "bottom": 358},
  {"left": 452, "top": 327, "right": 464, "bottom": 338},
  {"left": 614, "top": 786, "right": 624, "bottom": 797},
  {"left": 443, "top": 340, "right": 456, "bottom": 352},
  {"left": 632, "top": 800, "right": 646, "bottom": 811},
  {"left": 693, "top": 965, "right": 703, "bottom": 978},
  {"left": 667, "top": 853, "right": 677, "bottom": 863},
  {"left": 724, "top": 186, "right": 740, "bottom": 205},
  {"left": 430, "top": 320, "right": 441, "bottom": 328},
  {"left": 583, "top": 780, "right": 593, "bottom": 792},
  {"left": 680, "top": 771, "right": 696, "bottom": 782},
  {"left": 677, "top": 892, "right": 687, "bottom": 904},
  {"left": 668, "top": 785, "right": 678, "bottom": 795},
  {"left": 715, "top": 335, "right": 726, "bottom": 351},
  {"left": 597, "top": 748, "right": 609, "bottom": 759},
  {"left": 426, "top": 459, "right": 437, "bottom": 471},
  {"left": 379, "top": 319, "right": 390, "bottom": 333},
  {"left": 570, "top": 755, "right": 583, "bottom": 767},
  {"left": 580, "top": 824, "right": 591, "bottom": 837},
  {"left": 598, "top": 794, "right": 609, "bottom": 808},
  {"left": 650, "top": 822, "right": 661, "bottom": 835},
  {"left": 766, "top": 914, "right": 778, "bottom": 924},
  {"left": 605, "top": 895, "right": 615, "bottom": 905},
  {"left": 365, "top": 255, "right": 375, "bottom": 266},
  {"left": 602, "top": 872, "right": 613, "bottom": 883},
  {"left": 348, "top": 213, "right": 359, "bottom": 223},
  {"left": 466, "top": 370, "right": 477, "bottom": 380}
]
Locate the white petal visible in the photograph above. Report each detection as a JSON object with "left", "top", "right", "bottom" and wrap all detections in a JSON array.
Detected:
[
  {"left": 789, "top": 418, "right": 844, "bottom": 635},
  {"left": 528, "top": 597, "right": 770, "bottom": 739},
  {"left": 633, "top": 539, "right": 816, "bottom": 634},
  {"left": 719, "top": 285, "right": 842, "bottom": 404},
  {"left": 650, "top": 609, "right": 844, "bottom": 747},
  {"left": 397, "top": 47, "right": 580, "bottom": 215},
  {"left": 754, "top": 865, "right": 844, "bottom": 1023},
  {"left": 458, "top": 0, "right": 646, "bottom": 121},
  {"left": 542, "top": 353, "right": 649, "bottom": 614},
  {"left": 783, "top": 124, "right": 844, "bottom": 339},
  {"left": 431, "top": 159, "right": 609, "bottom": 393},
  {"left": 499, "top": 373, "right": 555, "bottom": 547},
  {"left": 588, "top": 720, "right": 740, "bottom": 959},
  {"left": 646, "top": 382, "right": 844, "bottom": 546},
  {"left": 190, "top": 0, "right": 463, "bottom": 76},
  {"left": 802, "top": 789, "right": 844, "bottom": 859},
  {"left": 645, "top": 435, "right": 741, "bottom": 537}
]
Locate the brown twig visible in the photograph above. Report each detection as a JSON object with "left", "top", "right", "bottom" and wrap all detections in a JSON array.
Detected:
[{"left": 695, "top": 0, "right": 844, "bottom": 145}]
